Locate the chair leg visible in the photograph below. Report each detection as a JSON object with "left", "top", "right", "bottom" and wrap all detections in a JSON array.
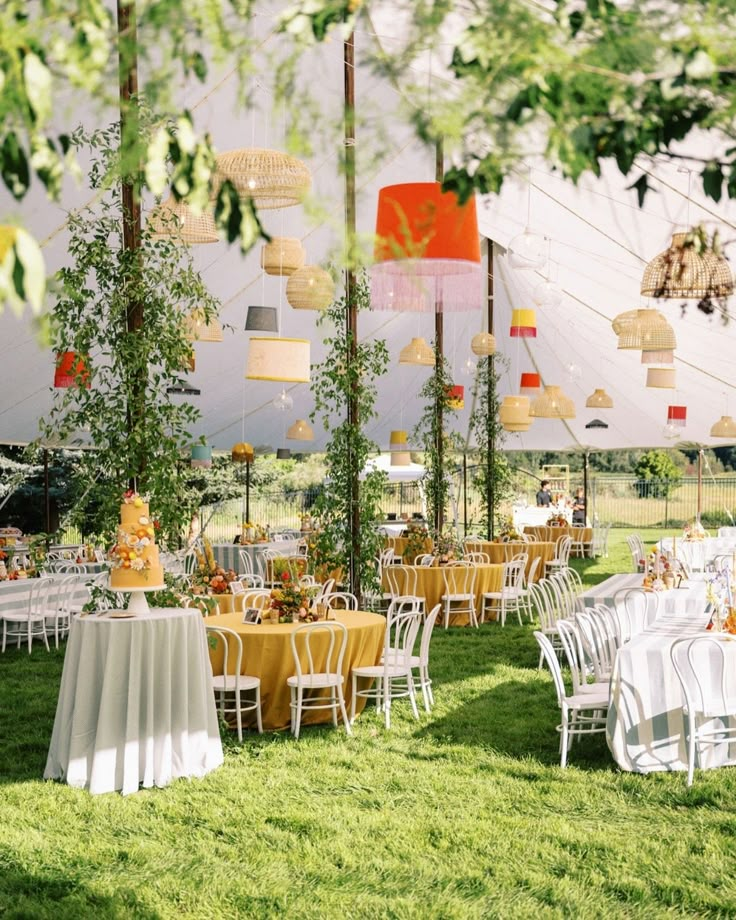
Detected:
[
  {"left": 338, "top": 685, "right": 352, "bottom": 736},
  {"left": 687, "top": 717, "right": 696, "bottom": 787},
  {"left": 294, "top": 688, "right": 303, "bottom": 740},
  {"left": 443, "top": 601, "right": 450, "bottom": 630},
  {"left": 255, "top": 685, "right": 263, "bottom": 734},
  {"left": 235, "top": 690, "right": 243, "bottom": 742},
  {"left": 407, "top": 674, "right": 419, "bottom": 720},
  {"left": 350, "top": 674, "right": 358, "bottom": 725},
  {"left": 560, "top": 706, "right": 569, "bottom": 768},
  {"left": 384, "top": 678, "right": 391, "bottom": 730},
  {"left": 331, "top": 690, "right": 339, "bottom": 728},
  {"left": 2, "top": 621, "right": 6, "bottom": 654},
  {"left": 419, "top": 668, "right": 431, "bottom": 712}
]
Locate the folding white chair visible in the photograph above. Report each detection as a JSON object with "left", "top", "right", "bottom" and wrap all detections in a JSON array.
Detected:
[
  {"left": 288, "top": 621, "right": 351, "bottom": 739},
  {"left": 351, "top": 599, "right": 423, "bottom": 729},
  {"left": 233, "top": 588, "right": 272, "bottom": 615},
  {"left": 383, "top": 565, "right": 417, "bottom": 601},
  {"left": 626, "top": 534, "right": 645, "bottom": 572},
  {"left": 206, "top": 625, "right": 262, "bottom": 740},
  {"left": 441, "top": 562, "right": 478, "bottom": 629},
  {"left": 415, "top": 554, "right": 436, "bottom": 566}
]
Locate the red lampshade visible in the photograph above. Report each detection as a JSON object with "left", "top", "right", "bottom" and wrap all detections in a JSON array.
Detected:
[
  {"left": 510, "top": 309, "right": 537, "bottom": 338},
  {"left": 447, "top": 385, "right": 464, "bottom": 410},
  {"left": 667, "top": 405, "right": 687, "bottom": 427},
  {"left": 54, "top": 352, "right": 90, "bottom": 388},
  {"left": 371, "top": 182, "right": 482, "bottom": 312},
  {"left": 519, "top": 373, "right": 541, "bottom": 395}
]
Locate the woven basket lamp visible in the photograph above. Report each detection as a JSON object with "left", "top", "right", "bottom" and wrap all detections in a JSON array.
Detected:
[
  {"left": 213, "top": 148, "right": 311, "bottom": 209},
  {"left": 471, "top": 332, "right": 496, "bottom": 356},
  {"left": 519, "top": 373, "right": 541, "bottom": 396},
  {"left": 616, "top": 310, "right": 676, "bottom": 351},
  {"left": 371, "top": 182, "right": 482, "bottom": 312},
  {"left": 711, "top": 416, "right": 736, "bottom": 438},
  {"left": 530, "top": 385, "right": 576, "bottom": 419},
  {"left": 184, "top": 309, "right": 223, "bottom": 343},
  {"left": 286, "top": 419, "right": 314, "bottom": 441},
  {"left": 585, "top": 388, "right": 614, "bottom": 409},
  {"left": 646, "top": 367, "right": 676, "bottom": 389},
  {"left": 231, "top": 442, "right": 255, "bottom": 463},
  {"left": 399, "top": 337, "right": 435, "bottom": 366},
  {"left": 148, "top": 196, "right": 218, "bottom": 244},
  {"left": 261, "top": 237, "right": 306, "bottom": 276},
  {"left": 286, "top": 265, "right": 335, "bottom": 311},
  {"left": 246, "top": 337, "right": 311, "bottom": 383},
  {"left": 499, "top": 395, "right": 532, "bottom": 432},
  {"left": 611, "top": 309, "right": 640, "bottom": 335},
  {"left": 641, "top": 349, "right": 674, "bottom": 365},
  {"left": 510, "top": 309, "right": 537, "bottom": 337},
  {"left": 641, "top": 232, "right": 734, "bottom": 299}
]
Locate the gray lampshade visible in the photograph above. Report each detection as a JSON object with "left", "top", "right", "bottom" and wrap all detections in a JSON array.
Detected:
[
  {"left": 276, "top": 448, "right": 291, "bottom": 460},
  {"left": 245, "top": 305, "right": 278, "bottom": 332},
  {"left": 585, "top": 418, "right": 609, "bottom": 429}
]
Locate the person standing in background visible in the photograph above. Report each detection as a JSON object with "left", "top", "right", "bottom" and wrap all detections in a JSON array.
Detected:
[
  {"left": 536, "top": 480, "right": 552, "bottom": 507},
  {"left": 571, "top": 487, "right": 586, "bottom": 525}
]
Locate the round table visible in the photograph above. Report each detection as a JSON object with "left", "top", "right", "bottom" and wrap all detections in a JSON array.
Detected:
[
  {"left": 464, "top": 541, "right": 554, "bottom": 581},
  {"left": 207, "top": 610, "right": 385, "bottom": 731},
  {"left": 44, "top": 607, "right": 223, "bottom": 795},
  {"left": 524, "top": 525, "right": 593, "bottom": 554},
  {"left": 382, "top": 563, "right": 504, "bottom": 625},
  {"left": 385, "top": 535, "right": 433, "bottom": 562}
]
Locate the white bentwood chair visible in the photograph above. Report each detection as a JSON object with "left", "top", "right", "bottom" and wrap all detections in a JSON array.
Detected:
[
  {"left": 287, "top": 621, "right": 351, "bottom": 739},
  {"left": 2, "top": 577, "right": 54, "bottom": 654},
  {"left": 440, "top": 563, "right": 478, "bottom": 629},
  {"left": 206, "top": 625, "right": 262, "bottom": 740}
]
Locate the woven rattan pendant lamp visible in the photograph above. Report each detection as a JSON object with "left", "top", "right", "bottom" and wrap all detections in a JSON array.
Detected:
[
  {"left": 585, "top": 388, "right": 613, "bottom": 409},
  {"left": 499, "top": 395, "right": 532, "bottom": 432},
  {"left": 399, "top": 337, "right": 435, "bottom": 366},
  {"left": 646, "top": 367, "right": 676, "bottom": 388},
  {"left": 615, "top": 309, "right": 676, "bottom": 351},
  {"left": 371, "top": 182, "right": 482, "bottom": 312},
  {"left": 711, "top": 416, "right": 736, "bottom": 438},
  {"left": 641, "top": 232, "right": 733, "bottom": 299},
  {"left": 286, "top": 265, "right": 334, "bottom": 311},
  {"left": 261, "top": 237, "right": 305, "bottom": 275},
  {"left": 470, "top": 332, "right": 496, "bottom": 356},
  {"left": 184, "top": 309, "right": 223, "bottom": 342},
  {"left": 149, "top": 195, "right": 218, "bottom": 244},
  {"left": 286, "top": 419, "right": 314, "bottom": 441},
  {"left": 641, "top": 349, "right": 674, "bottom": 365},
  {"left": 529, "top": 385, "right": 576, "bottom": 419},
  {"left": 213, "top": 148, "right": 311, "bottom": 209}
]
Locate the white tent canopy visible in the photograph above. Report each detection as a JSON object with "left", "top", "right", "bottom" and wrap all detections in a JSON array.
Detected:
[{"left": 2, "top": 15, "right": 736, "bottom": 454}]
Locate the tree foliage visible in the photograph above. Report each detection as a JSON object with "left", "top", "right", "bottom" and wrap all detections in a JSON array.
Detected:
[{"left": 634, "top": 449, "right": 682, "bottom": 498}]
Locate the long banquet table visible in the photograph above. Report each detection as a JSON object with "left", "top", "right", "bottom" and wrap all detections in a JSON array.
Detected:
[
  {"left": 658, "top": 537, "right": 736, "bottom": 572},
  {"left": 208, "top": 609, "right": 385, "bottom": 731},
  {"left": 0, "top": 575, "right": 92, "bottom": 621},
  {"left": 45, "top": 607, "right": 223, "bottom": 794},
  {"left": 606, "top": 601, "right": 736, "bottom": 774},
  {"left": 212, "top": 539, "right": 301, "bottom": 574}
]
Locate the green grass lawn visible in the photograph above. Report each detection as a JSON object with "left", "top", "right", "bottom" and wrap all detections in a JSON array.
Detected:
[{"left": 2, "top": 529, "right": 735, "bottom": 918}]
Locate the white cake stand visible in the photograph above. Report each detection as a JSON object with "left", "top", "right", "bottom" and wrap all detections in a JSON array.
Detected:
[{"left": 119, "top": 585, "right": 166, "bottom": 616}]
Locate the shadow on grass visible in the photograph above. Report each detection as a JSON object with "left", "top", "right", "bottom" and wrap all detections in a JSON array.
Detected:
[
  {"left": 414, "top": 675, "right": 613, "bottom": 771},
  {"left": 0, "top": 852, "right": 161, "bottom": 919}
]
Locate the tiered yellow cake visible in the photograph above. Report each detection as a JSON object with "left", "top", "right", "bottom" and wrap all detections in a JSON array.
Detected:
[{"left": 110, "top": 493, "right": 164, "bottom": 589}]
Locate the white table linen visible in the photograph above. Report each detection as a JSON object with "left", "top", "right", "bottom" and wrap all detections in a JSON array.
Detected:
[
  {"left": 213, "top": 539, "right": 300, "bottom": 574},
  {"left": 44, "top": 607, "right": 223, "bottom": 795},
  {"left": 0, "top": 576, "right": 91, "bottom": 620},
  {"left": 658, "top": 537, "right": 736, "bottom": 572},
  {"left": 606, "top": 609, "right": 736, "bottom": 773}
]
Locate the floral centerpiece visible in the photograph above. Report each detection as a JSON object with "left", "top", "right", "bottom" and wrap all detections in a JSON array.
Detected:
[
  {"left": 547, "top": 512, "right": 568, "bottom": 527},
  {"left": 190, "top": 537, "right": 237, "bottom": 595},
  {"left": 435, "top": 526, "right": 461, "bottom": 565},
  {"left": 269, "top": 570, "right": 316, "bottom": 623},
  {"left": 705, "top": 567, "right": 736, "bottom": 632},
  {"left": 496, "top": 515, "right": 523, "bottom": 542},
  {"left": 402, "top": 522, "right": 430, "bottom": 563},
  {"left": 683, "top": 519, "right": 706, "bottom": 541}
]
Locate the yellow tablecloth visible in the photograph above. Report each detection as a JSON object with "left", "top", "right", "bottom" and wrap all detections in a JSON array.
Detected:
[
  {"left": 207, "top": 610, "right": 385, "bottom": 731},
  {"left": 382, "top": 563, "right": 504, "bottom": 625},
  {"left": 464, "top": 541, "right": 554, "bottom": 581},
  {"left": 524, "top": 525, "right": 592, "bottom": 552},
  {"left": 385, "top": 536, "right": 434, "bottom": 562}
]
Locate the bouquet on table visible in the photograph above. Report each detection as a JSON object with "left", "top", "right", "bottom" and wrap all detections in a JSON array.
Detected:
[
  {"left": 402, "top": 522, "right": 430, "bottom": 563},
  {"left": 547, "top": 513, "right": 568, "bottom": 527},
  {"left": 269, "top": 570, "right": 316, "bottom": 623},
  {"left": 705, "top": 567, "right": 736, "bottom": 632},
  {"left": 683, "top": 519, "right": 706, "bottom": 541},
  {"left": 191, "top": 537, "right": 237, "bottom": 596},
  {"left": 496, "top": 516, "right": 523, "bottom": 542},
  {"left": 435, "top": 526, "right": 461, "bottom": 565}
]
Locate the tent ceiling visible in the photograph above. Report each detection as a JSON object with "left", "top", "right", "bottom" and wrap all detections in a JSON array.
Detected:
[{"left": 2, "top": 16, "right": 735, "bottom": 454}]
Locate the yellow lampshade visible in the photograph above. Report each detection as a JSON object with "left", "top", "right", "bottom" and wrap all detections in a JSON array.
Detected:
[
  {"left": 246, "top": 337, "right": 311, "bottom": 383},
  {"left": 711, "top": 416, "right": 736, "bottom": 438},
  {"left": 286, "top": 265, "right": 334, "bottom": 310},
  {"left": 529, "top": 385, "right": 575, "bottom": 419},
  {"left": 286, "top": 419, "right": 314, "bottom": 441},
  {"left": 390, "top": 430, "right": 408, "bottom": 450},
  {"left": 261, "top": 237, "right": 306, "bottom": 276},
  {"left": 585, "top": 388, "right": 614, "bottom": 409},
  {"left": 646, "top": 367, "right": 676, "bottom": 389},
  {"left": 499, "top": 395, "right": 532, "bottom": 431},
  {"left": 470, "top": 332, "right": 496, "bottom": 356},
  {"left": 399, "top": 337, "right": 435, "bottom": 366},
  {"left": 184, "top": 309, "right": 223, "bottom": 343},
  {"left": 231, "top": 442, "right": 254, "bottom": 463}
]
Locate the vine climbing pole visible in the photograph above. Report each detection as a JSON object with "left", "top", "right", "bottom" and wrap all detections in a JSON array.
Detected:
[
  {"left": 434, "top": 140, "right": 445, "bottom": 535},
  {"left": 344, "top": 30, "right": 361, "bottom": 600},
  {"left": 117, "top": 0, "right": 145, "bottom": 485},
  {"left": 486, "top": 241, "right": 495, "bottom": 541}
]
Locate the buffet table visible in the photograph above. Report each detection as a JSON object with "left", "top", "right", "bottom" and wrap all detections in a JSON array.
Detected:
[
  {"left": 606, "top": 607, "right": 735, "bottom": 774},
  {"left": 44, "top": 607, "right": 223, "bottom": 795},
  {"left": 208, "top": 610, "right": 385, "bottom": 731}
]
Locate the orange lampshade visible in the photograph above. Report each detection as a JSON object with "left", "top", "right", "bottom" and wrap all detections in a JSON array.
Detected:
[
  {"left": 519, "top": 373, "right": 541, "bottom": 395},
  {"left": 371, "top": 182, "right": 482, "bottom": 312},
  {"left": 54, "top": 352, "right": 90, "bottom": 388},
  {"left": 667, "top": 405, "right": 687, "bottom": 427},
  {"left": 447, "top": 385, "right": 464, "bottom": 410}
]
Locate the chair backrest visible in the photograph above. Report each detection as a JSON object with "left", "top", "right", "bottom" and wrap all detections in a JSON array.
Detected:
[
  {"left": 529, "top": 581, "right": 557, "bottom": 630},
  {"left": 28, "top": 576, "right": 57, "bottom": 613},
  {"left": 206, "top": 625, "right": 243, "bottom": 691},
  {"left": 380, "top": 548, "right": 397, "bottom": 568},
  {"left": 556, "top": 619, "right": 589, "bottom": 696},
  {"left": 384, "top": 601, "right": 423, "bottom": 670},
  {"left": 501, "top": 559, "right": 525, "bottom": 592},
  {"left": 290, "top": 621, "right": 348, "bottom": 683},
  {"left": 230, "top": 580, "right": 245, "bottom": 595},
  {"left": 384, "top": 565, "right": 416, "bottom": 598},
  {"left": 555, "top": 536, "right": 572, "bottom": 565},
  {"left": 418, "top": 603, "right": 441, "bottom": 666},
  {"left": 671, "top": 636, "right": 736, "bottom": 719},
  {"left": 313, "top": 577, "right": 337, "bottom": 607},
  {"left": 534, "top": 631, "right": 567, "bottom": 708},
  {"left": 463, "top": 551, "right": 490, "bottom": 564},
  {"left": 326, "top": 592, "right": 359, "bottom": 611},
  {"left": 441, "top": 562, "right": 477, "bottom": 596},
  {"left": 238, "top": 549, "right": 255, "bottom": 576},
  {"left": 415, "top": 554, "right": 435, "bottom": 566},
  {"left": 236, "top": 588, "right": 272, "bottom": 614},
  {"left": 525, "top": 554, "right": 542, "bottom": 587},
  {"left": 184, "top": 551, "right": 199, "bottom": 575},
  {"left": 523, "top": 532, "right": 538, "bottom": 543},
  {"left": 577, "top": 609, "right": 613, "bottom": 680},
  {"left": 545, "top": 574, "right": 572, "bottom": 619}
]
